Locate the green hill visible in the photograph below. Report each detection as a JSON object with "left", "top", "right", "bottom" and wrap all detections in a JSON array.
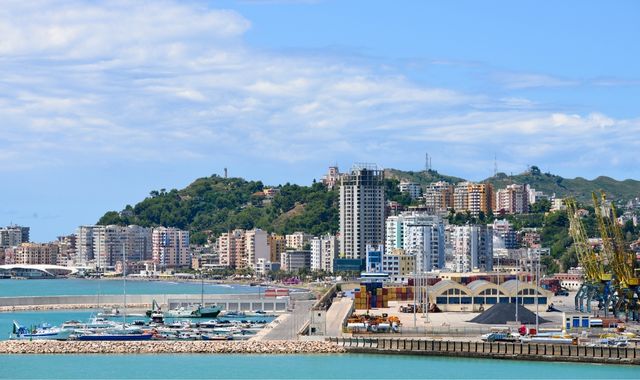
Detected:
[
  {"left": 387, "top": 166, "right": 640, "bottom": 203},
  {"left": 98, "top": 176, "right": 339, "bottom": 244}
]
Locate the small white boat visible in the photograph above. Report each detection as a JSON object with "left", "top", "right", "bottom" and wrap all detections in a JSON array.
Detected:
[{"left": 9, "top": 321, "right": 73, "bottom": 341}]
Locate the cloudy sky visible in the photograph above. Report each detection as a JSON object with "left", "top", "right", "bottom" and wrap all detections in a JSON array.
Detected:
[{"left": 2, "top": 0, "right": 639, "bottom": 241}]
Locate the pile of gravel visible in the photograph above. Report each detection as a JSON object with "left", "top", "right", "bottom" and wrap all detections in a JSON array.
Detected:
[{"left": 470, "top": 303, "right": 548, "bottom": 325}]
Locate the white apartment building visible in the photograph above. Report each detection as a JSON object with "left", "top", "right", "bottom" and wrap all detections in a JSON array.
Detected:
[
  {"left": 398, "top": 181, "right": 421, "bottom": 199},
  {"left": 151, "top": 227, "right": 190, "bottom": 268},
  {"left": 339, "top": 164, "right": 385, "bottom": 260},
  {"left": 310, "top": 234, "right": 338, "bottom": 272},
  {"left": 245, "top": 229, "right": 269, "bottom": 270},
  {"left": 285, "top": 232, "right": 312, "bottom": 250},
  {"left": 452, "top": 225, "right": 493, "bottom": 273},
  {"left": 385, "top": 212, "right": 445, "bottom": 272}
]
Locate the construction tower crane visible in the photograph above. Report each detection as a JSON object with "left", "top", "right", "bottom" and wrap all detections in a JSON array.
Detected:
[{"left": 566, "top": 198, "right": 612, "bottom": 313}]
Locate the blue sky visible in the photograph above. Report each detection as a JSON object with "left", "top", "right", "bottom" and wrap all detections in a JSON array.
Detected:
[{"left": 1, "top": 0, "right": 639, "bottom": 241}]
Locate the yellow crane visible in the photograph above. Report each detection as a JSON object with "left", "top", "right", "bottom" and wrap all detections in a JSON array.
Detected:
[{"left": 566, "top": 197, "right": 611, "bottom": 313}]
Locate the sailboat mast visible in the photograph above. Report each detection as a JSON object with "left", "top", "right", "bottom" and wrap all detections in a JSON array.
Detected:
[{"left": 122, "top": 243, "right": 126, "bottom": 326}]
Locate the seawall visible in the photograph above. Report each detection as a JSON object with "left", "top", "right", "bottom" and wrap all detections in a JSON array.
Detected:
[
  {"left": 331, "top": 337, "right": 640, "bottom": 365},
  {"left": 0, "top": 340, "right": 346, "bottom": 354}
]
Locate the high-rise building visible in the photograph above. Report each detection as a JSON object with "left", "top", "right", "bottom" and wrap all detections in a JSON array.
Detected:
[
  {"left": 385, "top": 212, "right": 445, "bottom": 271},
  {"left": 0, "top": 226, "right": 29, "bottom": 249},
  {"left": 92, "top": 225, "right": 152, "bottom": 268},
  {"left": 151, "top": 227, "right": 190, "bottom": 268},
  {"left": 492, "top": 219, "right": 518, "bottom": 249},
  {"left": 76, "top": 225, "right": 98, "bottom": 265},
  {"left": 245, "top": 229, "right": 269, "bottom": 269},
  {"left": 452, "top": 225, "right": 493, "bottom": 272},
  {"left": 496, "top": 184, "right": 529, "bottom": 214},
  {"left": 268, "top": 234, "right": 286, "bottom": 263},
  {"left": 54, "top": 235, "right": 77, "bottom": 267},
  {"left": 453, "top": 182, "right": 494, "bottom": 216},
  {"left": 339, "top": 164, "right": 385, "bottom": 260},
  {"left": 402, "top": 214, "right": 446, "bottom": 272},
  {"left": 217, "top": 229, "right": 245, "bottom": 268},
  {"left": 310, "top": 234, "right": 338, "bottom": 272},
  {"left": 423, "top": 181, "right": 454, "bottom": 212}
]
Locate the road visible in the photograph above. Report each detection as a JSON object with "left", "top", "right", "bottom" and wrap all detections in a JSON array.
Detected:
[
  {"left": 325, "top": 297, "right": 353, "bottom": 336},
  {"left": 259, "top": 299, "right": 316, "bottom": 340}
]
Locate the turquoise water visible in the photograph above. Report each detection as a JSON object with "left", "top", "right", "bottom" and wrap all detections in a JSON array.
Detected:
[
  {"left": 0, "top": 353, "right": 637, "bottom": 379},
  {"left": 0, "top": 279, "right": 264, "bottom": 297}
]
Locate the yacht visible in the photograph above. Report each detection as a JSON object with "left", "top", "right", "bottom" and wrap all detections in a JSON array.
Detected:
[{"left": 10, "top": 321, "right": 74, "bottom": 341}]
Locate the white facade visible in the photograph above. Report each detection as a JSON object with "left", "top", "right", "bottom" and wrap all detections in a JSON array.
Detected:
[
  {"left": 310, "top": 234, "right": 338, "bottom": 272},
  {"left": 339, "top": 164, "right": 385, "bottom": 260},
  {"left": 385, "top": 212, "right": 445, "bottom": 272},
  {"left": 452, "top": 225, "right": 493, "bottom": 273},
  {"left": 399, "top": 181, "right": 421, "bottom": 199},
  {"left": 245, "top": 229, "right": 269, "bottom": 269},
  {"left": 285, "top": 232, "right": 312, "bottom": 250}
]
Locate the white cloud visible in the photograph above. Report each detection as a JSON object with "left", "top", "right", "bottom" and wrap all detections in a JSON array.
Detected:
[{"left": 0, "top": 0, "right": 638, "bottom": 179}]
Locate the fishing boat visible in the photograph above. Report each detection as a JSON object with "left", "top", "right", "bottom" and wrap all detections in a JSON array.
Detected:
[{"left": 9, "top": 321, "right": 74, "bottom": 341}]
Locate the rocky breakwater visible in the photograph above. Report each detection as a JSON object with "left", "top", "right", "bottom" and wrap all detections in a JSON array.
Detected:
[{"left": 0, "top": 340, "right": 347, "bottom": 355}]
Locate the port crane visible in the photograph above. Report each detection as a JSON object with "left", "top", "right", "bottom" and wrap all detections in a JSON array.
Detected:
[
  {"left": 566, "top": 197, "right": 612, "bottom": 314},
  {"left": 592, "top": 191, "right": 640, "bottom": 320}
]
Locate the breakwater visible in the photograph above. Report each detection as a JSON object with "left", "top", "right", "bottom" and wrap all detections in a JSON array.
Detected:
[
  {"left": 0, "top": 340, "right": 346, "bottom": 354},
  {"left": 331, "top": 337, "right": 640, "bottom": 365}
]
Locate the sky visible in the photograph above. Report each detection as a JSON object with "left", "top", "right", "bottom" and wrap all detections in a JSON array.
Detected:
[{"left": 1, "top": 0, "right": 639, "bottom": 241}]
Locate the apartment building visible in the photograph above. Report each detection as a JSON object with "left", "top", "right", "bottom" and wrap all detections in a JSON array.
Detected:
[
  {"left": 339, "top": 164, "right": 385, "bottom": 260},
  {"left": 452, "top": 225, "right": 493, "bottom": 272},
  {"left": 385, "top": 212, "right": 445, "bottom": 271},
  {"left": 268, "top": 234, "right": 286, "bottom": 263},
  {"left": 310, "top": 234, "right": 338, "bottom": 272},
  {"left": 245, "top": 229, "right": 269, "bottom": 269},
  {"left": 13, "top": 243, "right": 59, "bottom": 265},
  {"left": 453, "top": 182, "right": 494, "bottom": 216},
  {"left": 281, "top": 250, "right": 311, "bottom": 272},
  {"left": 398, "top": 181, "right": 422, "bottom": 199},
  {"left": 285, "top": 232, "right": 312, "bottom": 250},
  {"left": 496, "top": 184, "right": 529, "bottom": 214},
  {"left": 151, "top": 227, "right": 190, "bottom": 268},
  {"left": 423, "top": 181, "right": 454, "bottom": 212}
]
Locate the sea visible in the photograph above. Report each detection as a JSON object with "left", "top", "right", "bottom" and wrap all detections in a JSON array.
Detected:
[
  {"left": 1, "top": 279, "right": 637, "bottom": 379},
  {"left": 1, "top": 353, "right": 638, "bottom": 379},
  {"left": 0, "top": 278, "right": 266, "bottom": 297}
]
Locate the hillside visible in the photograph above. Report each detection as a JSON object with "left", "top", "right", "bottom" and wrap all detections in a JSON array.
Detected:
[
  {"left": 98, "top": 176, "right": 340, "bottom": 244},
  {"left": 387, "top": 166, "right": 640, "bottom": 203}
]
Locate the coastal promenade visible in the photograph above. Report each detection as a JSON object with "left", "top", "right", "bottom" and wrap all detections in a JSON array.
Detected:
[{"left": 330, "top": 337, "right": 640, "bottom": 365}]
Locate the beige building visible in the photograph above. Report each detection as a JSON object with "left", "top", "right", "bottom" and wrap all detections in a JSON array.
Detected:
[
  {"left": 13, "top": 243, "right": 59, "bottom": 265},
  {"left": 151, "top": 227, "right": 190, "bottom": 268},
  {"left": 423, "top": 181, "right": 454, "bottom": 212},
  {"left": 453, "top": 182, "right": 494, "bottom": 216},
  {"left": 496, "top": 184, "right": 529, "bottom": 214},
  {"left": 268, "top": 234, "right": 286, "bottom": 263},
  {"left": 285, "top": 232, "right": 312, "bottom": 250},
  {"left": 217, "top": 229, "right": 245, "bottom": 268}
]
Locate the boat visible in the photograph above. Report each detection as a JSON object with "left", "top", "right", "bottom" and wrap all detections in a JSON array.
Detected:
[
  {"left": 76, "top": 331, "right": 153, "bottom": 341},
  {"left": 9, "top": 321, "right": 74, "bottom": 341}
]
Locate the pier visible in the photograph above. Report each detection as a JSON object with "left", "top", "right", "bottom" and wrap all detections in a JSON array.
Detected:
[{"left": 329, "top": 337, "right": 640, "bottom": 365}]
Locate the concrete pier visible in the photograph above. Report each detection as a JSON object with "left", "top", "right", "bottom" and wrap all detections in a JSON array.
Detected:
[{"left": 330, "top": 337, "right": 640, "bottom": 365}]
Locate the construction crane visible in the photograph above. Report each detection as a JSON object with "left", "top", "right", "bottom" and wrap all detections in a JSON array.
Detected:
[
  {"left": 566, "top": 198, "right": 612, "bottom": 313},
  {"left": 593, "top": 191, "right": 639, "bottom": 320}
]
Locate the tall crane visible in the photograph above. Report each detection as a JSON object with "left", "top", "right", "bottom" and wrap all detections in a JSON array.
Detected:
[
  {"left": 594, "top": 191, "right": 639, "bottom": 320},
  {"left": 566, "top": 198, "right": 611, "bottom": 313}
]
